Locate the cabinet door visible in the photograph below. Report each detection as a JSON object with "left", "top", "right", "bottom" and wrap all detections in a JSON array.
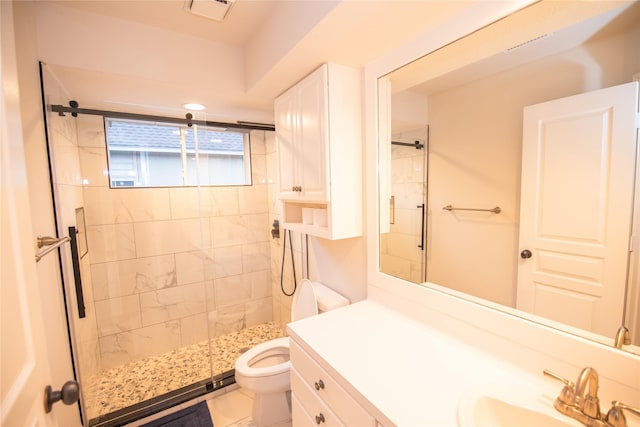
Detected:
[
  {"left": 275, "top": 88, "right": 298, "bottom": 199},
  {"left": 297, "top": 65, "right": 329, "bottom": 202}
]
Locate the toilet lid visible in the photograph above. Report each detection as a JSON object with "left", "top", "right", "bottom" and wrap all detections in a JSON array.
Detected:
[{"left": 291, "top": 279, "right": 318, "bottom": 321}]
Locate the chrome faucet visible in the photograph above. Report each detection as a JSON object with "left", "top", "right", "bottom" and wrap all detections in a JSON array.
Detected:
[
  {"left": 614, "top": 326, "right": 631, "bottom": 349},
  {"left": 544, "top": 368, "right": 640, "bottom": 427}
]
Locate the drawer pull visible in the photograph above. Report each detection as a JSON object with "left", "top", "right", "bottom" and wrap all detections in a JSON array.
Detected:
[
  {"left": 314, "top": 379, "right": 325, "bottom": 390},
  {"left": 315, "top": 413, "right": 325, "bottom": 424}
]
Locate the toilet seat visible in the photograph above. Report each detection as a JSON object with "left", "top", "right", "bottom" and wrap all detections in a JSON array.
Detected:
[{"left": 235, "top": 337, "right": 290, "bottom": 378}]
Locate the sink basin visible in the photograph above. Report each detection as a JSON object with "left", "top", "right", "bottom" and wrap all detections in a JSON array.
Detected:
[{"left": 457, "top": 384, "right": 583, "bottom": 427}]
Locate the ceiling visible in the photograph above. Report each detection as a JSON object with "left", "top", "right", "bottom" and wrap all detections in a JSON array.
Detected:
[
  {"left": 37, "top": 0, "right": 477, "bottom": 123},
  {"left": 399, "top": 0, "right": 640, "bottom": 97},
  {"left": 48, "top": 0, "right": 278, "bottom": 47}
]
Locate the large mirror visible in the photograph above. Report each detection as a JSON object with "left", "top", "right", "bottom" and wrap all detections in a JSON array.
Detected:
[{"left": 378, "top": 1, "right": 640, "bottom": 351}]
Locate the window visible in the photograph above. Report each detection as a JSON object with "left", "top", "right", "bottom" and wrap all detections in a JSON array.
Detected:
[{"left": 104, "top": 118, "right": 252, "bottom": 188}]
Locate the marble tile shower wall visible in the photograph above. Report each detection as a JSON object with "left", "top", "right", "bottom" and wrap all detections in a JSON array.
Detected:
[{"left": 76, "top": 115, "right": 276, "bottom": 369}]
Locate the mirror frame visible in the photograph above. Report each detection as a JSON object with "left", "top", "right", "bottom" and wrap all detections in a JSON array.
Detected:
[{"left": 365, "top": 0, "right": 640, "bottom": 353}]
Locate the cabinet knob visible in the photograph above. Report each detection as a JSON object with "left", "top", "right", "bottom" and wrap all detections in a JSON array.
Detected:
[
  {"left": 315, "top": 413, "right": 325, "bottom": 424},
  {"left": 314, "top": 379, "right": 325, "bottom": 390}
]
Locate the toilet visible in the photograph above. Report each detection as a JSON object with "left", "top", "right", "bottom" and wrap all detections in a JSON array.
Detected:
[{"left": 234, "top": 279, "right": 349, "bottom": 427}]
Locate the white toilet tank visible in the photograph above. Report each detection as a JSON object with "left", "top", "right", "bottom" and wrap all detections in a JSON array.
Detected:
[
  {"left": 310, "top": 281, "right": 349, "bottom": 312},
  {"left": 291, "top": 279, "right": 349, "bottom": 322}
]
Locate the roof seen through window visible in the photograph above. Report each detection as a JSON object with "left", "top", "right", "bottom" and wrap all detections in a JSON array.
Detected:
[{"left": 105, "top": 118, "right": 245, "bottom": 154}]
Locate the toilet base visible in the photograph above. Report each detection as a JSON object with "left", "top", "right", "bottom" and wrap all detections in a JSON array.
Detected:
[{"left": 252, "top": 390, "right": 292, "bottom": 427}]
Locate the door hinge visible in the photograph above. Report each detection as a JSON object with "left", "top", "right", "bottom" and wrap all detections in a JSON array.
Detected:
[{"left": 630, "top": 235, "right": 639, "bottom": 252}]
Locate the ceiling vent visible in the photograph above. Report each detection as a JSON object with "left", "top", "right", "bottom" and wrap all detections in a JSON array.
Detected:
[{"left": 184, "top": 0, "right": 235, "bottom": 22}]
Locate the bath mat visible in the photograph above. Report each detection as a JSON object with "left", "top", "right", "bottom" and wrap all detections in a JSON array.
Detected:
[{"left": 141, "top": 401, "right": 213, "bottom": 427}]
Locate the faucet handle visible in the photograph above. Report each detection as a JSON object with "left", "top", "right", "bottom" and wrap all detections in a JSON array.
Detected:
[
  {"left": 582, "top": 393, "right": 602, "bottom": 420},
  {"left": 543, "top": 369, "right": 575, "bottom": 405},
  {"left": 606, "top": 401, "right": 640, "bottom": 427}
]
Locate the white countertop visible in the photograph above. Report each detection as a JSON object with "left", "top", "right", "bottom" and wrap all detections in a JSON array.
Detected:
[{"left": 287, "top": 298, "right": 561, "bottom": 426}]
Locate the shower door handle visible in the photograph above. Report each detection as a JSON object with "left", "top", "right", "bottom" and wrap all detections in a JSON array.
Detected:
[
  {"left": 390, "top": 196, "right": 395, "bottom": 224},
  {"left": 417, "top": 204, "right": 425, "bottom": 250}
]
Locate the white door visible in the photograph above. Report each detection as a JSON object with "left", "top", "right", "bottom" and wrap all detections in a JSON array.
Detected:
[
  {"left": 517, "top": 82, "right": 639, "bottom": 338},
  {"left": 1, "top": 2, "right": 57, "bottom": 426}
]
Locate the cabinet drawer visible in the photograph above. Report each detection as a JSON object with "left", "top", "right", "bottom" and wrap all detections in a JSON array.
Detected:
[
  {"left": 290, "top": 341, "right": 374, "bottom": 427},
  {"left": 292, "top": 395, "right": 316, "bottom": 427},
  {"left": 292, "top": 369, "right": 345, "bottom": 427}
]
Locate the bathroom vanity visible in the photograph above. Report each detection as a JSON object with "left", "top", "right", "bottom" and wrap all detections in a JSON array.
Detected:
[
  {"left": 287, "top": 292, "right": 640, "bottom": 427},
  {"left": 287, "top": 298, "right": 544, "bottom": 426}
]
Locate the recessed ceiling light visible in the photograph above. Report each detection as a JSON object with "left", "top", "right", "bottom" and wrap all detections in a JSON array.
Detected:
[{"left": 183, "top": 103, "right": 206, "bottom": 111}]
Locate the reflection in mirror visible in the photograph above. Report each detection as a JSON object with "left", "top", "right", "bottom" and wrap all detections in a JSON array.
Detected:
[
  {"left": 378, "top": 1, "right": 640, "bottom": 351},
  {"left": 379, "top": 124, "right": 428, "bottom": 284}
]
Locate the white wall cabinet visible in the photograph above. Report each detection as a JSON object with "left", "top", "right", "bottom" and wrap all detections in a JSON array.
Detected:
[
  {"left": 275, "top": 65, "right": 328, "bottom": 202},
  {"left": 275, "top": 63, "right": 362, "bottom": 240},
  {"left": 290, "top": 339, "right": 377, "bottom": 427}
]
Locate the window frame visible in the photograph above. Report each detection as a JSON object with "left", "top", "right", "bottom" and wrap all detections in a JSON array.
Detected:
[{"left": 103, "top": 117, "right": 253, "bottom": 189}]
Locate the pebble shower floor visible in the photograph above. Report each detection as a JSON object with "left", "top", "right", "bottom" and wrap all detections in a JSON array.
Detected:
[{"left": 83, "top": 322, "right": 285, "bottom": 421}]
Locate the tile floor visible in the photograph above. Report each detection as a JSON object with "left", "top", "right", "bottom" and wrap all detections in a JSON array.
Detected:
[{"left": 126, "top": 385, "right": 292, "bottom": 427}]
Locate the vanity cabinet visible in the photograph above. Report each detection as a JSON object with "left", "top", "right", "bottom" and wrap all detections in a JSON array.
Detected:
[
  {"left": 274, "top": 63, "right": 362, "bottom": 240},
  {"left": 290, "top": 339, "right": 376, "bottom": 427}
]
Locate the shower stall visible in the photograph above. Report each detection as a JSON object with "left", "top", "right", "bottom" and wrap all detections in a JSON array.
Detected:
[
  {"left": 40, "top": 64, "right": 286, "bottom": 426},
  {"left": 379, "top": 128, "right": 428, "bottom": 284}
]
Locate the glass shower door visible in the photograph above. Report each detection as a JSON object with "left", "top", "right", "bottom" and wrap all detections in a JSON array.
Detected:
[
  {"left": 190, "top": 116, "right": 285, "bottom": 389},
  {"left": 40, "top": 65, "right": 213, "bottom": 426},
  {"left": 379, "top": 136, "right": 428, "bottom": 284}
]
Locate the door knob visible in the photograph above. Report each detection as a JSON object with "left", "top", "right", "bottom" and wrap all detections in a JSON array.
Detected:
[
  {"left": 520, "top": 249, "right": 532, "bottom": 259},
  {"left": 44, "top": 380, "right": 79, "bottom": 413}
]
